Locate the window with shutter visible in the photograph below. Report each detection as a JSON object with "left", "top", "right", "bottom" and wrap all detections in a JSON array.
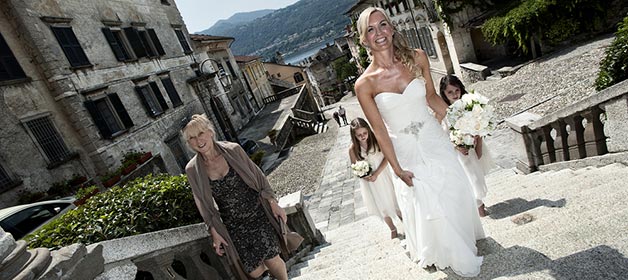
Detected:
[
  {"left": 50, "top": 26, "right": 91, "bottom": 68},
  {"left": 102, "top": 28, "right": 133, "bottom": 61},
  {"left": 138, "top": 30, "right": 157, "bottom": 57},
  {"left": 135, "top": 83, "right": 169, "bottom": 117},
  {"left": 147, "top": 29, "right": 166, "bottom": 56},
  {"left": 84, "top": 93, "right": 132, "bottom": 139},
  {"left": 165, "top": 136, "right": 188, "bottom": 172},
  {"left": 174, "top": 29, "right": 192, "bottom": 54},
  {"left": 161, "top": 77, "right": 183, "bottom": 107},
  {"left": 124, "top": 27, "right": 147, "bottom": 58},
  {"left": 0, "top": 33, "right": 27, "bottom": 82}
]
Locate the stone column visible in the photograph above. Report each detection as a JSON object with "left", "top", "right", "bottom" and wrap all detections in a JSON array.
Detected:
[
  {"left": 602, "top": 96, "right": 628, "bottom": 153},
  {"left": 504, "top": 112, "right": 542, "bottom": 173}
]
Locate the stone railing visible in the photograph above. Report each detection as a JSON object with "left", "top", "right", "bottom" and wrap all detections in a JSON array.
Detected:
[
  {"left": 0, "top": 191, "right": 323, "bottom": 279},
  {"left": 262, "top": 86, "right": 301, "bottom": 104},
  {"left": 505, "top": 79, "right": 628, "bottom": 173},
  {"left": 275, "top": 115, "right": 295, "bottom": 150},
  {"left": 292, "top": 108, "right": 317, "bottom": 122}
]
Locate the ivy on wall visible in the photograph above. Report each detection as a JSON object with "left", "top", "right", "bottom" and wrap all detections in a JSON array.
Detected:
[
  {"left": 595, "top": 16, "right": 628, "bottom": 91},
  {"left": 434, "top": 0, "right": 607, "bottom": 54}
]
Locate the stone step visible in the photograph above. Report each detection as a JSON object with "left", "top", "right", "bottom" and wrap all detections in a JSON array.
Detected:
[
  {"left": 486, "top": 164, "right": 626, "bottom": 205},
  {"left": 484, "top": 171, "right": 622, "bottom": 232},
  {"left": 523, "top": 207, "right": 628, "bottom": 260},
  {"left": 487, "top": 178, "right": 628, "bottom": 249}
]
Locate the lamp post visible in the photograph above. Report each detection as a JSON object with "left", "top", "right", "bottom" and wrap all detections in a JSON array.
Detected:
[{"left": 199, "top": 58, "right": 233, "bottom": 90}]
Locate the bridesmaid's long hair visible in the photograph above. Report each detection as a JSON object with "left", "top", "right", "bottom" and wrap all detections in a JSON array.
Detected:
[
  {"left": 357, "top": 7, "right": 422, "bottom": 78},
  {"left": 439, "top": 74, "right": 468, "bottom": 105},
  {"left": 350, "top": 118, "right": 380, "bottom": 160}
]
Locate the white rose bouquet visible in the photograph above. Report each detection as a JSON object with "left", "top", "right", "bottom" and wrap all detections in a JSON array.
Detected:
[
  {"left": 350, "top": 160, "right": 372, "bottom": 178},
  {"left": 445, "top": 91, "right": 496, "bottom": 149}
]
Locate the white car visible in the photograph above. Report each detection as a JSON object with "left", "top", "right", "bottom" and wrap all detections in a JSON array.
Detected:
[{"left": 0, "top": 198, "right": 75, "bottom": 240}]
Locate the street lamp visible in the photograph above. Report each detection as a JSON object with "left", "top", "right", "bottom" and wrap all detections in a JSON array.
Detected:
[{"left": 199, "top": 58, "right": 233, "bottom": 90}]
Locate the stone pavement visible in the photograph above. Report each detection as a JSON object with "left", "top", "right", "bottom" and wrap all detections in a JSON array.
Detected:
[{"left": 305, "top": 95, "right": 374, "bottom": 232}]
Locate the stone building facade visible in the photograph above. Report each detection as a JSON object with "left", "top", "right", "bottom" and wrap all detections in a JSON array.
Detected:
[
  {"left": 235, "top": 56, "right": 273, "bottom": 106},
  {"left": 0, "top": 0, "right": 209, "bottom": 207},
  {"left": 264, "top": 62, "right": 323, "bottom": 107},
  {"left": 190, "top": 35, "right": 260, "bottom": 125},
  {"left": 345, "top": 0, "right": 506, "bottom": 84}
]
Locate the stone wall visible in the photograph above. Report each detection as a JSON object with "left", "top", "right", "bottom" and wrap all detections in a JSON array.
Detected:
[{"left": 0, "top": 0, "right": 206, "bottom": 207}]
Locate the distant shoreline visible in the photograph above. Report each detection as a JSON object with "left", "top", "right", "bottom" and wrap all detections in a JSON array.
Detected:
[{"left": 284, "top": 40, "right": 335, "bottom": 65}]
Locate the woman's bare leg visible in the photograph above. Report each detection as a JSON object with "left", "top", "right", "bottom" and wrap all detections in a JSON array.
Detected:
[
  {"left": 264, "top": 255, "right": 288, "bottom": 280},
  {"left": 384, "top": 216, "right": 397, "bottom": 239}
]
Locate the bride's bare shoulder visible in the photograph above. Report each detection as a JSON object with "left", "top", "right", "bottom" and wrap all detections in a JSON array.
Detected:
[{"left": 355, "top": 71, "right": 379, "bottom": 97}]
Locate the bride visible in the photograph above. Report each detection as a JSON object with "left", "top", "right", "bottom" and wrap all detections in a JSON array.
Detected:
[{"left": 354, "top": 7, "right": 485, "bottom": 277}]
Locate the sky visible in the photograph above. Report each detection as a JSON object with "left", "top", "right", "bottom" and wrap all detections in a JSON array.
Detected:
[{"left": 175, "top": 0, "right": 300, "bottom": 33}]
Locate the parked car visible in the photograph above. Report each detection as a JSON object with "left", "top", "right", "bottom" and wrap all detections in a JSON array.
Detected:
[
  {"left": 0, "top": 198, "right": 75, "bottom": 240},
  {"left": 239, "top": 139, "right": 260, "bottom": 155}
]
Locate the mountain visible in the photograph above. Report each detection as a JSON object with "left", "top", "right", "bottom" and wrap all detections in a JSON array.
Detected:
[
  {"left": 198, "top": 9, "right": 275, "bottom": 36},
  {"left": 198, "top": 0, "right": 355, "bottom": 60}
]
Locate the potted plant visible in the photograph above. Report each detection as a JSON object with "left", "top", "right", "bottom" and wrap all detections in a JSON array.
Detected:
[
  {"left": 68, "top": 174, "right": 88, "bottom": 186},
  {"left": 138, "top": 150, "right": 153, "bottom": 164},
  {"left": 74, "top": 185, "right": 99, "bottom": 206},
  {"left": 100, "top": 170, "right": 121, "bottom": 188}
]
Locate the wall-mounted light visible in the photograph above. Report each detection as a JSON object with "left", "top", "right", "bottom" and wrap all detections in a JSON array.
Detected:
[{"left": 199, "top": 58, "right": 232, "bottom": 90}]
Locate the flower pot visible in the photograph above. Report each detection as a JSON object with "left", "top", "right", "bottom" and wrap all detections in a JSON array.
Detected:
[
  {"left": 73, "top": 189, "right": 99, "bottom": 206},
  {"left": 121, "top": 163, "right": 138, "bottom": 175},
  {"left": 138, "top": 152, "right": 153, "bottom": 164},
  {"left": 69, "top": 176, "right": 87, "bottom": 186},
  {"left": 102, "top": 175, "right": 121, "bottom": 188}
]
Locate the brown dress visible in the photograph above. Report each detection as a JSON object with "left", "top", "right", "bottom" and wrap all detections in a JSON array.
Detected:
[{"left": 210, "top": 168, "right": 281, "bottom": 273}]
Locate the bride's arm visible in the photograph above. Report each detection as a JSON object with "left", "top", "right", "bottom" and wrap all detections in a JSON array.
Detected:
[
  {"left": 355, "top": 78, "right": 415, "bottom": 187},
  {"left": 416, "top": 49, "right": 448, "bottom": 122}
]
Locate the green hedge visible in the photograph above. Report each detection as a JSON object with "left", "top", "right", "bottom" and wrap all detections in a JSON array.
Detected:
[
  {"left": 595, "top": 16, "right": 628, "bottom": 91},
  {"left": 25, "top": 174, "right": 202, "bottom": 250}
]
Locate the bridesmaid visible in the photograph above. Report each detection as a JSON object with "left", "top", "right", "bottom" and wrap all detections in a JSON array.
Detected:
[
  {"left": 439, "top": 74, "right": 495, "bottom": 217},
  {"left": 348, "top": 117, "right": 402, "bottom": 239}
]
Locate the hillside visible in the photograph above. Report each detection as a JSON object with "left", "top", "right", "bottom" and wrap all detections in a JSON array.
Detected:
[
  {"left": 198, "top": 0, "right": 355, "bottom": 60},
  {"left": 198, "top": 9, "right": 275, "bottom": 36}
]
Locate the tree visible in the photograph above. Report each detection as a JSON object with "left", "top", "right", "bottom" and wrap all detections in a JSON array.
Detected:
[
  {"left": 333, "top": 56, "right": 359, "bottom": 84},
  {"left": 595, "top": 16, "right": 628, "bottom": 91}
]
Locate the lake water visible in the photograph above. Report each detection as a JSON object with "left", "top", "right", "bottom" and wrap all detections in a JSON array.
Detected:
[{"left": 283, "top": 41, "right": 334, "bottom": 65}]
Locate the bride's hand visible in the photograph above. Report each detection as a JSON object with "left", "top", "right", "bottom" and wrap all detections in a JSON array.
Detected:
[{"left": 396, "top": 170, "right": 414, "bottom": 187}]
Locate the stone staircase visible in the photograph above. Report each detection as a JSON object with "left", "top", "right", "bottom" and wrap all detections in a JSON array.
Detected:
[{"left": 289, "top": 163, "right": 628, "bottom": 279}]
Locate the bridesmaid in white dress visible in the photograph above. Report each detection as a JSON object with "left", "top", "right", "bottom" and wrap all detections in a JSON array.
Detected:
[
  {"left": 354, "top": 7, "right": 484, "bottom": 277},
  {"left": 439, "top": 74, "right": 496, "bottom": 217},
  {"left": 348, "top": 117, "right": 402, "bottom": 239}
]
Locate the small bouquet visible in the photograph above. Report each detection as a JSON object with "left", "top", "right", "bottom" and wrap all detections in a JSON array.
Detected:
[
  {"left": 445, "top": 91, "right": 496, "bottom": 149},
  {"left": 351, "top": 160, "right": 372, "bottom": 178}
]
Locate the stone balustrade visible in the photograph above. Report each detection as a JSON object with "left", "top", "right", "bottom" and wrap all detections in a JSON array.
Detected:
[
  {"left": 505, "top": 79, "right": 628, "bottom": 173},
  {"left": 0, "top": 191, "right": 322, "bottom": 279}
]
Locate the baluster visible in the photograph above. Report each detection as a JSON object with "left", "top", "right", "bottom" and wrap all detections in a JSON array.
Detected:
[
  {"left": 591, "top": 106, "right": 609, "bottom": 155},
  {"left": 555, "top": 120, "right": 570, "bottom": 161},
  {"left": 542, "top": 125, "right": 556, "bottom": 163}
]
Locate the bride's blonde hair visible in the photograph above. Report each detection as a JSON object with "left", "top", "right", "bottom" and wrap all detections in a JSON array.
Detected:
[{"left": 356, "top": 7, "right": 421, "bottom": 77}]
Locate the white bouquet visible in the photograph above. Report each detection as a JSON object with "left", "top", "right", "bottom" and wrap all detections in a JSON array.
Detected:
[
  {"left": 445, "top": 91, "right": 496, "bottom": 149},
  {"left": 350, "top": 160, "right": 371, "bottom": 178}
]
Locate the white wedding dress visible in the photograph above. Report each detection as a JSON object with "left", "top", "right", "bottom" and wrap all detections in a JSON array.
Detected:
[{"left": 374, "top": 78, "right": 485, "bottom": 277}]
